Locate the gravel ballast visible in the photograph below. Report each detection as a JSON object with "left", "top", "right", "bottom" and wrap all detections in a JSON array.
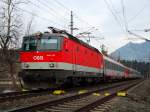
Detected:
[{"left": 111, "top": 79, "right": 150, "bottom": 112}]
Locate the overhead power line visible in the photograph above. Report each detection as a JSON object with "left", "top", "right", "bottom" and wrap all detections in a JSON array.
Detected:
[
  {"left": 53, "top": 0, "right": 100, "bottom": 31},
  {"left": 37, "top": 0, "right": 61, "bottom": 16},
  {"left": 109, "top": 0, "right": 123, "bottom": 26},
  {"left": 127, "top": 30, "right": 150, "bottom": 42},
  {"left": 54, "top": 0, "right": 70, "bottom": 11},
  {"left": 128, "top": 0, "right": 150, "bottom": 23},
  {"left": 104, "top": 0, "right": 124, "bottom": 31},
  {"left": 37, "top": 0, "right": 69, "bottom": 21},
  {"left": 121, "top": 0, "right": 128, "bottom": 31},
  {"left": 15, "top": 7, "right": 65, "bottom": 28},
  {"left": 52, "top": 0, "right": 105, "bottom": 46},
  {"left": 0, "top": 0, "right": 68, "bottom": 28},
  {"left": 25, "top": 0, "right": 72, "bottom": 30},
  {"left": 26, "top": 0, "right": 59, "bottom": 19}
]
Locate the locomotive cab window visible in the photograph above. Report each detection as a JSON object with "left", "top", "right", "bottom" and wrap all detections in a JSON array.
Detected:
[
  {"left": 40, "top": 38, "right": 58, "bottom": 50},
  {"left": 22, "top": 38, "right": 37, "bottom": 51},
  {"left": 22, "top": 36, "right": 61, "bottom": 51}
]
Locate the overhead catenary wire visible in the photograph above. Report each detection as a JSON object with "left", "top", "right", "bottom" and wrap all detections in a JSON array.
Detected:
[
  {"left": 37, "top": 0, "right": 58, "bottom": 14},
  {"left": 26, "top": 0, "right": 62, "bottom": 21},
  {"left": 24, "top": 0, "right": 70, "bottom": 30},
  {"left": 53, "top": 0, "right": 100, "bottom": 31},
  {"left": 27, "top": 0, "right": 71, "bottom": 30},
  {"left": 127, "top": 30, "right": 150, "bottom": 41},
  {"left": 121, "top": 0, "right": 128, "bottom": 32},
  {"left": 52, "top": 0, "right": 105, "bottom": 44},
  {"left": 103, "top": 0, "right": 128, "bottom": 51},
  {"left": 54, "top": 0, "right": 97, "bottom": 30},
  {"left": 37, "top": 0, "right": 69, "bottom": 22},
  {"left": 124, "top": 0, "right": 150, "bottom": 42},
  {"left": 54, "top": 0, "right": 71, "bottom": 12},
  {"left": 0, "top": 0, "right": 69, "bottom": 30},
  {"left": 109, "top": 0, "right": 124, "bottom": 28},
  {"left": 54, "top": 1, "right": 90, "bottom": 30},
  {"left": 25, "top": 0, "right": 60, "bottom": 20},
  {"left": 104, "top": 0, "right": 124, "bottom": 31},
  {"left": 45, "top": 0, "right": 71, "bottom": 21},
  {"left": 38, "top": 0, "right": 75, "bottom": 31},
  {"left": 128, "top": 0, "right": 150, "bottom": 23},
  {"left": 16, "top": 7, "right": 66, "bottom": 29}
]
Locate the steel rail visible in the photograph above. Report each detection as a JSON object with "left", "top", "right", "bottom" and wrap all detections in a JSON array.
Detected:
[
  {"left": 7, "top": 80, "right": 142, "bottom": 112},
  {"left": 75, "top": 81, "right": 141, "bottom": 112},
  {"left": 0, "top": 88, "right": 56, "bottom": 103}
]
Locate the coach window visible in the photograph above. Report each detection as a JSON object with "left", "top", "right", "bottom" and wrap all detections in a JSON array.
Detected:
[
  {"left": 112, "top": 64, "right": 114, "bottom": 70},
  {"left": 106, "top": 60, "right": 108, "bottom": 68},
  {"left": 115, "top": 65, "right": 117, "bottom": 70},
  {"left": 111, "top": 63, "right": 113, "bottom": 70},
  {"left": 106, "top": 60, "right": 109, "bottom": 69},
  {"left": 107, "top": 61, "right": 109, "bottom": 69},
  {"left": 120, "top": 67, "right": 122, "bottom": 71},
  {"left": 120, "top": 66, "right": 122, "bottom": 71},
  {"left": 118, "top": 66, "right": 120, "bottom": 71},
  {"left": 108, "top": 62, "right": 110, "bottom": 69},
  {"left": 114, "top": 64, "right": 116, "bottom": 70}
]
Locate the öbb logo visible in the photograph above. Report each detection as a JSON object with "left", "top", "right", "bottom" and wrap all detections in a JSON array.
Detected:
[{"left": 33, "top": 56, "right": 43, "bottom": 60}]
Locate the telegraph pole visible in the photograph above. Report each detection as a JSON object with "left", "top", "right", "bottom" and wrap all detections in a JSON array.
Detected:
[{"left": 70, "top": 11, "right": 73, "bottom": 35}]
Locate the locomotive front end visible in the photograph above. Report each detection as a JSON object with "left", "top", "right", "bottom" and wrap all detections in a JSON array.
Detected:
[{"left": 19, "top": 33, "right": 64, "bottom": 89}]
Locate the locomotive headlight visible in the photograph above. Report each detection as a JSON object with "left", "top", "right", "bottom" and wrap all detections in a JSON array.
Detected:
[
  {"left": 49, "top": 63, "right": 55, "bottom": 68},
  {"left": 24, "top": 63, "right": 29, "bottom": 68}
]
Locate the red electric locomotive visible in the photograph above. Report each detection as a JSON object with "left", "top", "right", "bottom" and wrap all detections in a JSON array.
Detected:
[
  {"left": 19, "top": 27, "right": 104, "bottom": 89},
  {"left": 19, "top": 27, "right": 142, "bottom": 89}
]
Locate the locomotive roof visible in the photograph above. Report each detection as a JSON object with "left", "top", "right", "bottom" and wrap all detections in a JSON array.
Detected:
[
  {"left": 24, "top": 32, "right": 101, "bottom": 54},
  {"left": 64, "top": 32, "right": 101, "bottom": 53},
  {"left": 23, "top": 33, "right": 66, "bottom": 38}
]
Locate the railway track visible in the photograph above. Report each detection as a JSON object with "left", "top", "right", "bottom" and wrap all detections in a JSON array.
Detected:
[
  {"left": 6, "top": 79, "right": 143, "bottom": 112},
  {"left": 0, "top": 88, "right": 56, "bottom": 103},
  {"left": 0, "top": 80, "right": 132, "bottom": 103}
]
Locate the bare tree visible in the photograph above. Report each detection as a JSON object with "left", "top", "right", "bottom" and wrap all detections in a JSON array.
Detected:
[
  {"left": 0, "top": 0, "right": 22, "bottom": 50},
  {"left": 0, "top": 0, "right": 23, "bottom": 90},
  {"left": 25, "top": 15, "right": 35, "bottom": 36},
  {"left": 100, "top": 44, "right": 108, "bottom": 56}
]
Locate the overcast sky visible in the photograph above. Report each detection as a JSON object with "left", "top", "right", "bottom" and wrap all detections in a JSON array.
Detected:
[{"left": 20, "top": 0, "right": 150, "bottom": 53}]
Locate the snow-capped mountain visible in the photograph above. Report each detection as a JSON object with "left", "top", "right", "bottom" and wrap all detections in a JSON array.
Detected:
[{"left": 110, "top": 41, "right": 150, "bottom": 62}]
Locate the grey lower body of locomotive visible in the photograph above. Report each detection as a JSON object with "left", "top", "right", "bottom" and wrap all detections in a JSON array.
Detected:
[{"left": 18, "top": 69, "right": 104, "bottom": 89}]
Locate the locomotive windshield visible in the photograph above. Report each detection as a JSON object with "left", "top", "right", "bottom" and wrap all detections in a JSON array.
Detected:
[{"left": 22, "top": 36, "right": 61, "bottom": 51}]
